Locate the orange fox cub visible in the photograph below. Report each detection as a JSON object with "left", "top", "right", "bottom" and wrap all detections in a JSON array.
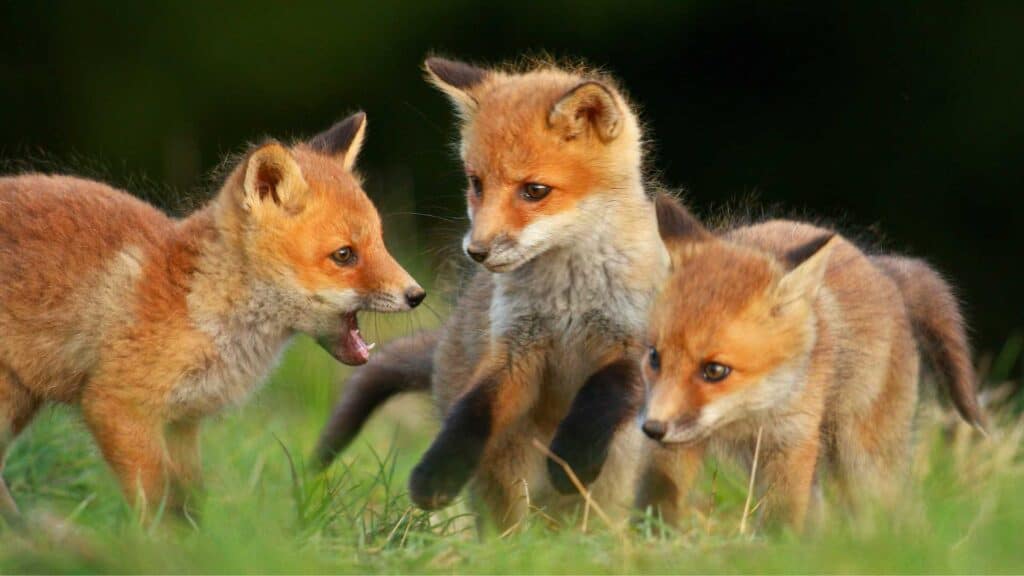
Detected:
[
  {"left": 315, "top": 58, "right": 666, "bottom": 528},
  {"left": 636, "top": 197, "right": 984, "bottom": 530},
  {"left": 0, "top": 112, "right": 425, "bottom": 524}
]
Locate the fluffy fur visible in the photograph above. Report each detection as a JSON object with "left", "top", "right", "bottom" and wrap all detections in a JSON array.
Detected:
[
  {"left": 0, "top": 113, "right": 423, "bottom": 523},
  {"left": 316, "top": 58, "right": 668, "bottom": 529},
  {"left": 635, "top": 197, "right": 983, "bottom": 530}
]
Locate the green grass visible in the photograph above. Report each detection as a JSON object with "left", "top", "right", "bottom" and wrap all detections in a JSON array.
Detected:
[{"left": 1, "top": 311, "right": 1022, "bottom": 573}]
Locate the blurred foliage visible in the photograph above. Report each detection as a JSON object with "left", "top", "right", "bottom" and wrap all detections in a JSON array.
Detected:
[{"left": 0, "top": 1, "right": 1021, "bottom": 363}]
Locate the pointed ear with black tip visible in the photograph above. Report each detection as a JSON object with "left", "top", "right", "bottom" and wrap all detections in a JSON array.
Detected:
[
  {"left": 655, "top": 193, "right": 712, "bottom": 245},
  {"left": 242, "top": 143, "right": 306, "bottom": 214},
  {"left": 308, "top": 111, "right": 367, "bottom": 171},
  {"left": 548, "top": 81, "right": 624, "bottom": 142},
  {"left": 424, "top": 57, "right": 489, "bottom": 116},
  {"left": 775, "top": 234, "right": 837, "bottom": 307},
  {"left": 655, "top": 193, "right": 713, "bottom": 270}
]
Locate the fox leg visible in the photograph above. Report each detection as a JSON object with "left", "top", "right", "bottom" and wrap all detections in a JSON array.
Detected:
[
  {"left": 472, "top": 425, "right": 541, "bottom": 532},
  {"left": 409, "top": 346, "right": 543, "bottom": 511},
  {"left": 166, "top": 419, "right": 202, "bottom": 518},
  {"left": 546, "top": 358, "right": 643, "bottom": 493},
  {"left": 0, "top": 368, "right": 40, "bottom": 528},
  {"left": 634, "top": 442, "right": 705, "bottom": 527},
  {"left": 758, "top": 431, "right": 821, "bottom": 532},
  {"left": 835, "top": 355, "right": 918, "bottom": 512},
  {"left": 82, "top": 394, "right": 172, "bottom": 521}
]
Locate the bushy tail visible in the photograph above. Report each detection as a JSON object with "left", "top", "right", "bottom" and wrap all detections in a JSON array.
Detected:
[
  {"left": 872, "top": 255, "right": 985, "bottom": 429},
  {"left": 313, "top": 331, "right": 439, "bottom": 469}
]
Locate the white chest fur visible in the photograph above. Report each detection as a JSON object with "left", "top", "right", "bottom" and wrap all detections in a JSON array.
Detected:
[
  {"left": 490, "top": 211, "right": 666, "bottom": 394},
  {"left": 168, "top": 282, "right": 294, "bottom": 417},
  {"left": 171, "top": 322, "right": 292, "bottom": 416}
]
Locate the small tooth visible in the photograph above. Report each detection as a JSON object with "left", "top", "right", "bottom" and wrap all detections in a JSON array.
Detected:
[{"left": 367, "top": 342, "right": 377, "bottom": 350}]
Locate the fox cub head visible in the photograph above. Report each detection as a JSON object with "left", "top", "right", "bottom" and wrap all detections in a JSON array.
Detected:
[
  {"left": 640, "top": 195, "right": 837, "bottom": 444},
  {"left": 220, "top": 112, "right": 424, "bottom": 365},
  {"left": 425, "top": 57, "right": 645, "bottom": 272}
]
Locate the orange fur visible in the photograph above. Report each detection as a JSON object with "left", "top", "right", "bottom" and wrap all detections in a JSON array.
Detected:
[
  {"left": 0, "top": 114, "right": 422, "bottom": 521},
  {"left": 426, "top": 59, "right": 648, "bottom": 272},
  {"left": 638, "top": 198, "right": 981, "bottom": 530},
  {"left": 389, "top": 58, "right": 665, "bottom": 528}
]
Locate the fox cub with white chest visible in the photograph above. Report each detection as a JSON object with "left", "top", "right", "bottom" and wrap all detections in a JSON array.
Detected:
[
  {"left": 315, "top": 58, "right": 667, "bottom": 528},
  {"left": 0, "top": 112, "right": 424, "bottom": 524},
  {"left": 628, "top": 197, "right": 984, "bottom": 529}
]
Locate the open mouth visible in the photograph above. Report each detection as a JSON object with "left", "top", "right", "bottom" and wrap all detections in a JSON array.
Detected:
[{"left": 317, "top": 312, "right": 376, "bottom": 366}]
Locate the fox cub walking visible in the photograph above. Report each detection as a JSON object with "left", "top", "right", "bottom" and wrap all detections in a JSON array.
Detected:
[
  {"left": 631, "top": 197, "right": 983, "bottom": 529},
  {"left": 0, "top": 113, "right": 424, "bottom": 523},
  {"left": 315, "top": 58, "right": 666, "bottom": 527}
]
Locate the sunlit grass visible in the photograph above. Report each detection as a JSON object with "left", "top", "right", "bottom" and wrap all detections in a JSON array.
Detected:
[{"left": 1, "top": 308, "right": 1021, "bottom": 573}]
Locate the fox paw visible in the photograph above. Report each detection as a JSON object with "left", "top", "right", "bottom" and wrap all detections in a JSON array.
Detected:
[
  {"left": 408, "top": 454, "right": 472, "bottom": 510},
  {"left": 546, "top": 435, "right": 603, "bottom": 495}
]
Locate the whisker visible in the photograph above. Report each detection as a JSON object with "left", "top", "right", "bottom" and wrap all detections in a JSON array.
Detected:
[
  {"left": 384, "top": 211, "right": 460, "bottom": 223},
  {"left": 421, "top": 301, "right": 444, "bottom": 324},
  {"left": 401, "top": 100, "right": 447, "bottom": 137}
]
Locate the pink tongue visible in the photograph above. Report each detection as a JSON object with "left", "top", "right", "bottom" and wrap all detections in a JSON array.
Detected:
[
  {"left": 326, "top": 313, "right": 370, "bottom": 366},
  {"left": 344, "top": 327, "right": 370, "bottom": 364}
]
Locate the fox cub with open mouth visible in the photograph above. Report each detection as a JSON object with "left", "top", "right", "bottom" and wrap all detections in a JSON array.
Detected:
[
  {"left": 0, "top": 112, "right": 424, "bottom": 524},
  {"left": 628, "top": 197, "right": 984, "bottom": 530},
  {"left": 315, "top": 58, "right": 668, "bottom": 529}
]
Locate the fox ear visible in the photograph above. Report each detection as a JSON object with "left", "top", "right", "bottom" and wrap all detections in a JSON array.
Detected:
[
  {"left": 308, "top": 111, "right": 367, "bottom": 171},
  {"left": 775, "top": 234, "right": 837, "bottom": 306},
  {"left": 655, "top": 193, "right": 712, "bottom": 245},
  {"left": 654, "top": 193, "right": 712, "bottom": 269},
  {"left": 424, "top": 57, "right": 489, "bottom": 116},
  {"left": 242, "top": 143, "right": 306, "bottom": 214},
  {"left": 548, "top": 81, "right": 624, "bottom": 143}
]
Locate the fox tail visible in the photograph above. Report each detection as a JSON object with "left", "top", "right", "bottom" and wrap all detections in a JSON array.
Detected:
[
  {"left": 313, "top": 330, "right": 439, "bottom": 469},
  {"left": 872, "top": 255, "right": 985, "bottom": 430}
]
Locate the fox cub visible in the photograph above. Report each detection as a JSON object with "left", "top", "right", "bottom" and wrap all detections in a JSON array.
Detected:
[
  {"left": 0, "top": 113, "right": 424, "bottom": 524},
  {"left": 628, "top": 197, "right": 983, "bottom": 529},
  {"left": 315, "top": 58, "right": 667, "bottom": 528}
]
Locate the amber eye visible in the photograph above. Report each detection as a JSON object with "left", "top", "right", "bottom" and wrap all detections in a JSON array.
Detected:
[
  {"left": 701, "top": 362, "right": 731, "bottom": 383},
  {"left": 647, "top": 346, "right": 661, "bottom": 372},
  {"left": 468, "top": 175, "right": 483, "bottom": 198},
  {"left": 330, "top": 246, "right": 357, "bottom": 266},
  {"left": 521, "top": 182, "right": 552, "bottom": 201}
]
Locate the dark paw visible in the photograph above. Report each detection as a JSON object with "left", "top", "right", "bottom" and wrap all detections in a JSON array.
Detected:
[
  {"left": 546, "top": 455, "right": 578, "bottom": 494},
  {"left": 546, "top": 439, "right": 602, "bottom": 495},
  {"left": 545, "top": 358, "right": 641, "bottom": 495},
  {"left": 408, "top": 454, "right": 471, "bottom": 510}
]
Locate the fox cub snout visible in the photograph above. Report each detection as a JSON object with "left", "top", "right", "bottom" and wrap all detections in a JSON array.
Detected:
[
  {"left": 425, "top": 58, "right": 645, "bottom": 272},
  {"left": 633, "top": 195, "right": 982, "bottom": 529},
  {"left": 0, "top": 111, "right": 422, "bottom": 522},
  {"left": 243, "top": 113, "right": 424, "bottom": 364}
]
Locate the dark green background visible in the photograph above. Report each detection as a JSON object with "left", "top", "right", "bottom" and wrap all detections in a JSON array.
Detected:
[{"left": 1, "top": 1, "right": 1021, "bottom": 357}]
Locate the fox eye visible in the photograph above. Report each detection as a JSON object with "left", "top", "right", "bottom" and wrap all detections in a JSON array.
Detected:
[
  {"left": 468, "top": 175, "right": 483, "bottom": 198},
  {"left": 701, "top": 362, "right": 731, "bottom": 383},
  {"left": 521, "top": 182, "right": 552, "bottom": 201},
  {"left": 647, "top": 346, "right": 660, "bottom": 371},
  {"left": 330, "top": 246, "right": 357, "bottom": 266}
]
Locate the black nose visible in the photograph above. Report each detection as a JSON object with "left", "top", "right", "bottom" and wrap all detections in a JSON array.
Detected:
[
  {"left": 465, "top": 243, "right": 489, "bottom": 263},
  {"left": 405, "top": 286, "right": 426, "bottom": 308},
  {"left": 642, "top": 419, "right": 667, "bottom": 441}
]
